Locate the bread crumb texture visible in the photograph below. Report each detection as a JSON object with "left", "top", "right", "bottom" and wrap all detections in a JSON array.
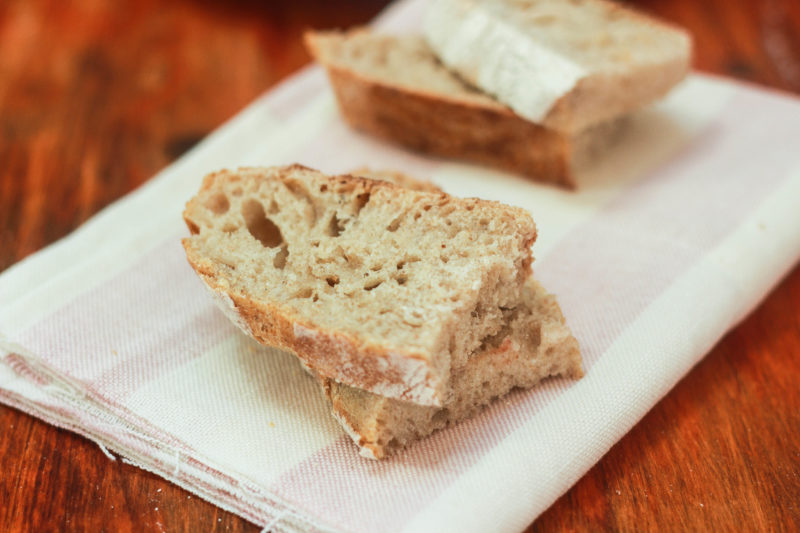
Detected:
[{"left": 182, "top": 165, "right": 539, "bottom": 406}]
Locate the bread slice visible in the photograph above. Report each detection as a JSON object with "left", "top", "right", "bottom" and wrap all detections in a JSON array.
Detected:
[
  {"left": 182, "top": 165, "right": 538, "bottom": 406},
  {"left": 306, "top": 30, "right": 624, "bottom": 189},
  {"left": 323, "top": 276, "right": 582, "bottom": 459},
  {"left": 424, "top": 0, "right": 692, "bottom": 133}
]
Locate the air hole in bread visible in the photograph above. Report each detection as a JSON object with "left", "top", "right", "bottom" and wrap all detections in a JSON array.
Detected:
[
  {"left": 206, "top": 193, "right": 230, "bottom": 215},
  {"left": 294, "top": 288, "right": 313, "bottom": 299},
  {"left": 231, "top": 187, "right": 243, "bottom": 197},
  {"left": 327, "top": 214, "right": 347, "bottom": 237},
  {"left": 394, "top": 274, "right": 407, "bottom": 285},
  {"left": 243, "top": 199, "right": 284, "bottom": 248},
  {"left": 273, "top": 244, "right": 289, "bottom": 269},
  {"left": 267, "top": 200, "right": 279, "bottom": 215},
  {"left": 221, "top": 223, "right": 238, "bottom": 233},
  {"left": 354, "top": 192, "right": 371, "bottom": 214},
  {"left": 187, "top": 220, "right": 200, "bottom": 235},
  {"left": 471, "top": 304, "right": 485, "bottom": 320},
  {"left": 477, "top": 317, "right": 515, "bottom": 353},
  {"left": 431, "top": 408, "right": 449, "bottom": 425},
  {"left": 364, "top": 280, "right": 382, "bottom": 291},
  {"left": 387, "top": 216, "right": 402, "bottom": 232},
  {"left": 326, "top": 276, "right": 339, "bottom": 287},
  {"left": 396, "top": 261, "right": 405, "bottom": 270},
  {"left": 285, "top": 179, "right": 317, "bottom": 224},
  {"left": 320, "top": 184, "right": 328, "bottom": 192}
]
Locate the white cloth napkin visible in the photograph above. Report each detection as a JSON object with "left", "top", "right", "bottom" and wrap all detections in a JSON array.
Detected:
[{"left": 2, "top": 1, "right": 800, "bottom": 531}]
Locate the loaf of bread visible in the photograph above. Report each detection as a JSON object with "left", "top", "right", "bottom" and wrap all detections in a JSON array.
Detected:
[
  {"left": 306, "top": 30, "right": 623, "bottom": 189},
  {"left": 424, "top": 0, "right": 692, "bottom": 133},
  {"left": 182, "top": 165, "right": 542, "bottom": 406}
]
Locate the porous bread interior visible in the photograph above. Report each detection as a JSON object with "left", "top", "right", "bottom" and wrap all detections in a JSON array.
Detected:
[
  {"left": 423, "top": 0, "right": 691, "bottom": 132},
  {"left": 183, "top": 165, "right": 536, "bottom": 385},
  {"left": 308, "top": 31, "right": 501, "bottom": 108},
  {"left": 481, "top": 0, "right": 689, "bottom": 70},
  {"left": 326, "top": 276, "right": 583, "bottom": 458}
]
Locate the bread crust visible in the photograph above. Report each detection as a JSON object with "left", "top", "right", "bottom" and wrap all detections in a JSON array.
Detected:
[{"left": 305, "top": 32, "right": 577, "bottom": 189}]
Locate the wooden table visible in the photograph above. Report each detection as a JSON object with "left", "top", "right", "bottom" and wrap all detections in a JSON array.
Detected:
[{"left": 1, "top": 0, "right": 798, "bottom": 530}]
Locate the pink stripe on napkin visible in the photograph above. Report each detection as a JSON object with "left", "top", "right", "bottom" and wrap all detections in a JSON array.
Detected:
[{"left": 18, "top": 238, "right": 236, "bottom": 400}]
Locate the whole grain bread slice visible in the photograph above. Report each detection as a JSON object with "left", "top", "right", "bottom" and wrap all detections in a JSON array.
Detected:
[
  {"left": 323, "top": 275, "right": 582, "bottom": 459},
  {"left": 306, "top": 30, "right": 623, "bottom": 189},
  {"left": 424, "top": 0, "right": 692, "bottom": 133},
  {"left": 182, "top": 165, "right": 538, "bottom": 406}
]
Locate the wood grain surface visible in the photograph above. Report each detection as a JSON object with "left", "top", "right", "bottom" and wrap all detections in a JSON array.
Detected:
[{"left": 1, "top": 0, "right": 799, "bottom": 531}]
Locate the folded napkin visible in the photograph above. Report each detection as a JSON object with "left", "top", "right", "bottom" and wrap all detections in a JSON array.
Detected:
[{"left": 2, "top": 1, "right": 800, "bottom": 531}]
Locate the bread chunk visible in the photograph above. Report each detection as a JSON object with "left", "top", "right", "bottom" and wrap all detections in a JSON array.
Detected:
[
  {"left": 424, "top": 0, "right": 692, "bottom": 132},
  {"left": 325, "top": 276, "right": 582, "bottom": 459},
  {"left": 182, "top": 165, "right": 537, "bottom": 406},
  {"left": 306, "top": 30, "right": 624, "bottom": 189}
]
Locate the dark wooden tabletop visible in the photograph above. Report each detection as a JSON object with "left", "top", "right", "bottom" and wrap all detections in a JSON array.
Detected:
[{"left": 1, "top": 0, "right": 799, "bottom": 531}]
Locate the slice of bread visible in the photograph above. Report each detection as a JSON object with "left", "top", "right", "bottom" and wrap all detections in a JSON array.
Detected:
[
  {"left": 182, "top": 165, "right": 538, "bottom": 406},
  {"left": 424, "top": 0, "right": 691, "bottom": 133},
  {"left": 306, "top": 30, "right": 623, "bottom": 189},
  {"left": 323, "top": 276, "right": 582, "bottom": 459}
]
